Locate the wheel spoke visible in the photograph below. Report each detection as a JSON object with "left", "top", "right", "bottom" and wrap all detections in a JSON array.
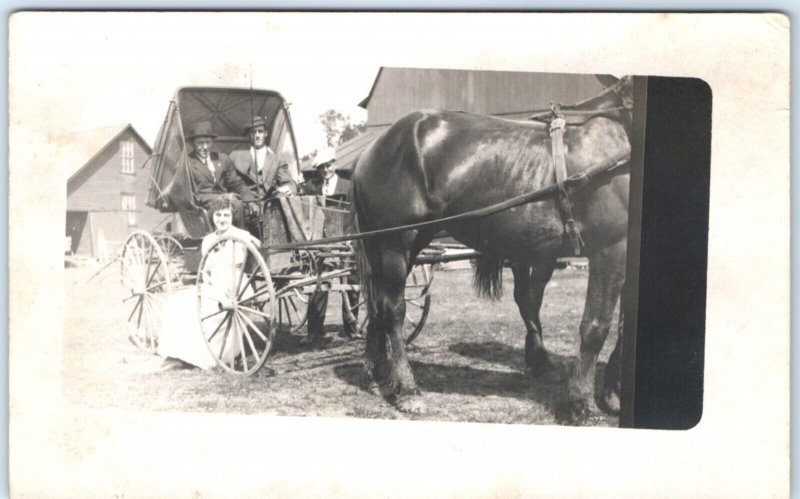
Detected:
[
  {"left": 286, "top": 295, "right": 301, "bottom": 315},
  {"left": 143, "top": 242, "right": 154, "bottom": 287},
  {"left": 291, "top": 287, "right": 307, "bottom": 302},
  {"left": 218, "top": 313, "right": 234, "bottom": 366},
  {"left": 237, "top": 269, "right": 260, "bottom": 300},
  {"left": 233, "top": 250, "right": 248, "bottom": 301},
  {"left": 406, "top": 299, "right": 425, "bottom": 309},
  {"left": 127, "top": 296, "right": 143, "bottom": 321},
  {"left": 237, "top": 314, "right": 262, "bottom": 365},
  {"left": 143, "top": 295, "right": 158, "bottom": 347},
  {"left": 146, "top": 260, "right": 165, "bottom": 288},
  {"left": 200, "top": 307, "right": 228, "bottom": 322},
  {"left": 232, "top": 314, "right": 248, "bottom": 372},
  {"left": 135, "top": 292, "right": 145, "bottom": 329},
  {"left": 238, "top": 305, "right": 273, "bottom": 321},
  {"left": 205, "top": 310, "right": 230, "bottom": 343},
  {"left": 146, "top": 280, "right": 169, "bottom": 293},
  {"left": 239, "top": 286, "right": 274, "bottom": 306},
  {"left": 122, "top": 292, "right": 141, "bottom": 303},
  {"left": 280, "top": 299, "right": 292, "bottom": 327},
  {"left": 238, "top": 309, "right": 268, "bottom": 342}
]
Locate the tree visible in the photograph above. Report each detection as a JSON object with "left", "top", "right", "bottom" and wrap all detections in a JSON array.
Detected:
[{"left": 318, "top": 110, "right": 367, "bottom": 147}]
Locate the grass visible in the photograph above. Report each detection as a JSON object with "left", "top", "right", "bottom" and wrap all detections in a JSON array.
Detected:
[{"left": 63, "top": 264, "right": 619, "bottom": 427}]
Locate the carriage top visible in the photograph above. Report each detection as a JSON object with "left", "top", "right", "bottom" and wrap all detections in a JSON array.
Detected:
[{"left": 146, "top": 86, "right": 302, "bottom": 214}]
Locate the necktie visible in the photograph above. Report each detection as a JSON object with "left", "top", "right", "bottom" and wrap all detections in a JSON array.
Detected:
[
  {"left": 324, "top": 179, "right": 330, "bottom": 196},
  {"left": 207, "top": 158, "right": 215, "bottom": 181}
]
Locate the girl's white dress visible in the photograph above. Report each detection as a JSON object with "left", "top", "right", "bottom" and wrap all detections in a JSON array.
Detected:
[{"left": 157, "top": 226, "right": 257, "bottom": 369}]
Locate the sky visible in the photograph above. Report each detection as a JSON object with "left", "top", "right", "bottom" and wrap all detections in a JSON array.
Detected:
[
  {"left": 10, "top": 13, "right": 395, "bottom": 156},
  {"left": 11, "top": 11, "right": 653, "bottom": 159}
]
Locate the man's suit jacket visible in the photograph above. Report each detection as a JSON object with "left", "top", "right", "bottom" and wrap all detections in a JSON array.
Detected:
[
  {"left": 187, "top": 151, "right": 245, "bottom": 207},
  {"left": 229, "top": 147, "right": 297, "bottom": 202},
  {"left": 299, "top": 174, "right": 352, "bottom": 199}
]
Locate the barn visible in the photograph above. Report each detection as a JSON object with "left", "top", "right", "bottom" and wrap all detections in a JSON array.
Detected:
[
  {"left": 65, "top": 124, "right": 171, "bottom": 259},
  {"left": 336, "top": 67, "right": 610, "bottom": 171}
]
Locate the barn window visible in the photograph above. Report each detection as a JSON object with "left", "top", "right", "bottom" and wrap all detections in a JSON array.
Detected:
[
  {"left": 121, "top": 140, "right": 135, "bottom": 174},
  {"left": 121, "top": 194, "right": 136, "bottom": 226}
]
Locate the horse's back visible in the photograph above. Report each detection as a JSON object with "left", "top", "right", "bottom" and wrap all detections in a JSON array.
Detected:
[{"left": 353, "top": 108, "right": 629, "bottom": 259}]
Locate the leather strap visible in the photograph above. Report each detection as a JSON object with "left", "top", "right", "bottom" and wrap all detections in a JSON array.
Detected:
[{"left": 549, "top": 108, "right": 584, "bottom": 256}]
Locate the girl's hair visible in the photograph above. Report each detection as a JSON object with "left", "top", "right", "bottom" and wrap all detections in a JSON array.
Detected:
[{"left": 207, "top": 194, "right": 235, "bottom": 216}]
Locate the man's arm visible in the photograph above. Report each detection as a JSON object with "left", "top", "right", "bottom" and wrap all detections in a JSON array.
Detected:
[
  {"left": 221, "top": 155, "right": 250, "bottom": 199},
  {"left": 274, "top": 161, "right": 298, "bottom": 194},
  {"left": 225, "top": 152, "right": 260, "bottom": 202}
]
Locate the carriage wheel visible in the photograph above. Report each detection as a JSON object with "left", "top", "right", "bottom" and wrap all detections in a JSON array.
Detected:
[
  {"left": 155, "top": 235, "right": 185, "bottom": 283},
  {"left": 196, "top": 234, "right": 277, "bottom": 376},
  {"left": 348, "top": 264, "right": 435, "bottom": 345},
  {"left": 275, "top": 250, "right": 316, "bottom": 334},
  {"left": 120, "top": 231, "right": 173, "bottom": 353}
]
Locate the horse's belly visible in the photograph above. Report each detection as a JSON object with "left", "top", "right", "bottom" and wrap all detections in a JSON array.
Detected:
[{"left": 445, "top": 204, "right": 565, "bottom": 262}]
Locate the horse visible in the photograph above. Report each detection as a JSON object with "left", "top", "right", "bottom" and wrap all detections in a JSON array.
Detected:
[{"left": 350, "top": 76, "right": 633, "bottom": 422}]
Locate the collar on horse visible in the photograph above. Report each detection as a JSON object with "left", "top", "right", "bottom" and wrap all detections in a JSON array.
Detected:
[
  {"left": 537, "top": 102, "right": 631, "bottom": 256},
  {"left": 548, "top": 105, "right": 583, "bottom": 255}
]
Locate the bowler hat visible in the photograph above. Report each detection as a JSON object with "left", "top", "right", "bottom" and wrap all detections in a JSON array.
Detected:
[
  {"left": 243, "top": 115, "right": 269, "bottom": 134},
  {"left": 185, "top": 121, "right": 217, "bottom": 140}
]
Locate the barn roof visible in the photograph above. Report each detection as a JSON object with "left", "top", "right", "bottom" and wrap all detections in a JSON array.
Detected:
[
  {"left": 358, "top": 67, "right": 384, "bottom": 109},
  {"left": 65, "top": 124, "right": 152, "bottom": 182},
  {"left": 334, "top": 128, "right": 383, "bottom": 173}
]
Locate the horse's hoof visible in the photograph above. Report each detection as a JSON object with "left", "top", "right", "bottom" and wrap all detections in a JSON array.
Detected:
[
  {"left": 395, "top": 395, "right": 427, "bottom": 415},
  {"left": 553, "top": 397, "right": 592, "bottom": 426},
  {"left": 600, "top": 389, "right": 620, "bottom": 415},
  {"left": 529, "top": 363, "right": 560, "bottom": 383}
]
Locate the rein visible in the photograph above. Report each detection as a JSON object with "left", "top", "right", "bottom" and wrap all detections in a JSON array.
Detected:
[
  {"left": 265, "top": 152, "right": 630, "bottom": 252},
  {"left": 528, "top": 105, "right": 629, "bottom": 120}
]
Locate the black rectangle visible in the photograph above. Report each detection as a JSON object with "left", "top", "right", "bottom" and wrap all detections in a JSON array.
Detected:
[{"left": 628, "top": 77, "right": 711, "bottom": 429}]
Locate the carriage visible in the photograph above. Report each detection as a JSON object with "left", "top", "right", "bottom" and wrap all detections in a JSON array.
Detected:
[
  {"left": 120, "top": 86, "right": 436, "bottom": 375},
  {"left": 120, "top": 77, "right": 634, "bottom": 422}
]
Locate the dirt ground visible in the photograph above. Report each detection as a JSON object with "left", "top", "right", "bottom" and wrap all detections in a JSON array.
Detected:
[{"left": 63, "top": 263, "right": 619, "bottom": 427}]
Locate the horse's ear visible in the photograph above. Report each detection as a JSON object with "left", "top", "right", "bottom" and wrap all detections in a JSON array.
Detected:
[{"left": 595, "top": 74, "right": 620, "bottom": 88}]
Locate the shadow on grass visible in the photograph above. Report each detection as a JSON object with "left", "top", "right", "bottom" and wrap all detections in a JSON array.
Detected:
[{"left": 332, "top": 340, "right": 614, "bottom": 425}]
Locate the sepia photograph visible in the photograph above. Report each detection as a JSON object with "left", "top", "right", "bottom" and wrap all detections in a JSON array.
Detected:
[{"left": 9, "top": 11, "right": 789, "bottom": 498}]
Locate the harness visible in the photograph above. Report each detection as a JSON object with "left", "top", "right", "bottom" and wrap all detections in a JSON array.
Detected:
[
  {"left": 265, "top": 151, "right": 629, "bottom": 252},
  {"left": 532, "top": 103, "right": 631, "bottom": 256},
  {"left": 548, "top": 107, "right": 583, "bottom": 255}
]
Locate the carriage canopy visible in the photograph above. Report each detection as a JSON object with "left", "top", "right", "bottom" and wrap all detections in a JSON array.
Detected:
[{"left": 146, "top": 87, "right": 301, "bottom": 212}]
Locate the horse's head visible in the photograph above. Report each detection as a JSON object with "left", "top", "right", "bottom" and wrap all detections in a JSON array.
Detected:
[{"left": 561, "top": 75, "right": 634, "bottom": 138}]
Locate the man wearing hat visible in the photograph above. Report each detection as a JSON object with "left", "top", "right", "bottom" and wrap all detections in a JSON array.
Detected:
[
  {"left": 229, "top": 115, "right": 297, "bottom": 202},
  {"left": 300, "top": 147, "right": 360, "bottom": 344},
  {"left": 185, "top": 121, "right": 247, "bottom": 226},
  {"left": 299, "top": 147, "right": 351, "bottom": 198}
]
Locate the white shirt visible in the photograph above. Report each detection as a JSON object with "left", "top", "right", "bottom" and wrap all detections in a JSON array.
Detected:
[
  {"left": 250, "top": 146, "right": 270, "bottom": 174},
  {"left": 204, "top": 157, "right": 215, "bottom": 180},
  {"left": 323, "top": 174, "right": 339, "bottom": 196}
]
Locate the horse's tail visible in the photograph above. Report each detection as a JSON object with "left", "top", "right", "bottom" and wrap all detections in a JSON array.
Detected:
[
  {"left": 349, "top": 164, "right": 373, "bottom": 316},
  {"left": 473, "top": 255, "right": 504, "bottom": 299}
]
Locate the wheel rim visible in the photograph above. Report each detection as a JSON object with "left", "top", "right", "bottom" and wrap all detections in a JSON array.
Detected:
[
  {"left": 275, "top": 250, "right": 314, "bottom": 334},
  {"left": 156, "top": 235, "right": 185, "bottom": 283},
  {"left": 351, "top": 264, "right": 434, "bottom": 345},
  {"left": 120, "top": 231, "right": 173, "bottom": 353},
  {"left": 196, "top": 235, "right": 276, "bottom": 375}
]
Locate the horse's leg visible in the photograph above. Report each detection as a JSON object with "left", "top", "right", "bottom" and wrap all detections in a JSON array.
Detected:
[
  {"left": 569, "top": 239, "right": 626, "bottom": 415},
  {"left": 512, "top": 261, "right": 556, "bottom": 376},
  {"left": 365, "top": 232, "right": 429, "bottom": 412},
  {"left": 600, "top": 299, "right": 624, "bottom": 414}
]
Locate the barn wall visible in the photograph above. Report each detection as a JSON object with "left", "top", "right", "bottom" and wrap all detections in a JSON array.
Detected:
[
  {"left": 67, "top": 129, "right": 168, "bottom": 256},
  {"left": 365, "top": 68, "right": 608, "bottom": 127}
]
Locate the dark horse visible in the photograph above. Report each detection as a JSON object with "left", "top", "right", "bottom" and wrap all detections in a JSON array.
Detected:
[{"left": 351, "top": 76, "right": 633, "bottom": 421}]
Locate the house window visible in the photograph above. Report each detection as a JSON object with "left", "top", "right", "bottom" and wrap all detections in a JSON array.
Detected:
[
  {"left": 121, "top": 194, "right": 136, "bottom": 226},
  {"left": 121, "top": 140, "right": 135, "bottom": 174}
]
